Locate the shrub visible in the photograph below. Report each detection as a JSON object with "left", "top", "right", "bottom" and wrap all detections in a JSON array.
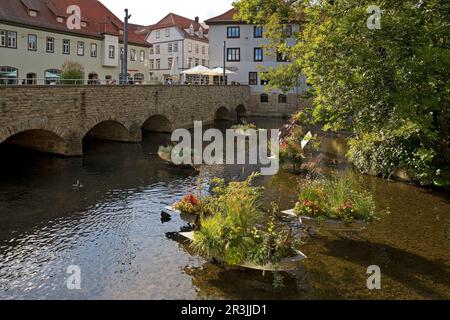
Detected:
[{"left": 60, "top": 61, "right": 84, "bottom": 85}]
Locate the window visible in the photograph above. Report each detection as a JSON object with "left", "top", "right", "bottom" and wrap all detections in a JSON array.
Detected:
[
  {"left": 149, "top": 45, "right": 154, "bottom": 54},
  {"left": 173, "top": 42, "right": 178, "bottom": 52},
  {"left": 90, "top": 43, "right": 97, "bottom": 57},
  {"left": 282, "top": 25, "right": 293, "bottom": 37},
  {"left": 278, "top": 94, "right": 287, "bottom": 103},
  {"left": 188, "top": 43, "right": 192, "bottom": 52},
  {"left": 108, "top": 45, "right": 115, "bottom": 59},
  {"left": 156, "top": 59, "right": 161, "bottom": 69},
  {"left": 249, "top": 72, "right": 258, "bottom": 85},
  {"left": 168, "top": 43, "right": 172, "bottom": 53},
  {"left": 0, "top": 66, "right": 18, "bottom": 85},
  {"left": 165, "top": 28, "right": 170, "bottom": 37},
  {"left": 227, "top": 48, "right": 240, "bottom": 62},
  {"left": 277, "top": 51, "right": 289, "bottom": 62},
  {"left": 168, "top": 58, "right": 173, "bottom": 68},
  {"left": 150, "top": 59, "right": 154, "bottom": 70},
  {"left": 155, "top": 45, "right": 160, "bottom": 54},
  {"left": 46, "top": 37, "right": 54, "bottom": 53},
  {"left": 130, "top": 49, "right": 136, "bottom": 61},
  {"left": 77, "top": 41, "right": 84, "bottom": 56},
  {"left": 199, "top": 28, "right": 203, "bottom": 38},
  {"left": 260, "top": 73, "right": 269, "bottom": 86},
  {"left": 254, "top": 48, "right": 263, "bottom": 62},
  {"left": 260, "top": 94, "right": 269, "bottom": 103},
  {"left": 7, "top": 31, "right": 17, "bottom": 48},
  {"left": 134, "top": 73, "right": 145, "bottom": 84},
  {"left": 156, "top": 30, "right": 160, "bottom": 39},
  {"left": 44, "top": 69, "right": 61, "bottom": 85},
  {"left": 62, "top": 39, "right": 70, "bottom": 54},
  {"left": 202, "top": 46, "right": 205, "bottom": 55},
  {"left": 254, "top": 26, "right": 263, "bottom": 38},
  {"left": 188, "top": 57, "right": 192, "bottom": 68},
  {"left": 195, "top": 44, "right": 199, "bottom": 54},
  {"left": 195, "top": 58, "right": 199, "bottom": 66},
  {"left": 140, "top": 50, "right": 145, "bottom": 62},
  {"left": 189, "top": 25, "right": 194, "bottom": 35},
  {"left": 0, "top": 31, "right": 5, "bottom": 47},
  {"left": 227, "top": 27, "right": 240, "bottom": 38},
  {"left": 202, "top": 59, "right": 206, "bottom": 67},
  {"left": 28, "top": 34, "right": 37, "bottom": 51}
]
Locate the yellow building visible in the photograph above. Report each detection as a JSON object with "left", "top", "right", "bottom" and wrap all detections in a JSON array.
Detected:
[{"left": 0, "top": 0, "right": 150, "bottom": 85}]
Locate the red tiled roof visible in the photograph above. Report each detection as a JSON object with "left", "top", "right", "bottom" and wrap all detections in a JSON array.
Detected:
[
  {"left": 0, "top": 0, "right": 149, "bottom": 46},
  {"left": 150, "top": 13, "right": 208, "bottom": 43},
  {"left": 205, "top": 8, "right": 240, "bottom": 24}
]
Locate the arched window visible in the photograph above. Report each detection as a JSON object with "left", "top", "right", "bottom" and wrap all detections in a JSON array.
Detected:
[
  {"left": 260, "top": 93, "right": 269, "bottom": 103},
  {"left": 44, "top": 69, "right": 61, "bottom": 85},
  {"left": 278, "top": 94, "right": 287, "bottom": 104},
  {"left": 133, "top": 73, "right": 145, "bottom": 84},
  {"left": 0, "top": 66, "right": 18, "bottom": 85}
]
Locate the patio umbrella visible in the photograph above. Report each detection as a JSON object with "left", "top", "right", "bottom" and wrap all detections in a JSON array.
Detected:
[
  {"left": 180, "top": 65, "right": 212, "bottom": 75},
  {"left": 208, "top": 67, "right": 236, "bottom": 75},
  {"left": 169, "top": 58, "right": 180, "bottom": 81}
]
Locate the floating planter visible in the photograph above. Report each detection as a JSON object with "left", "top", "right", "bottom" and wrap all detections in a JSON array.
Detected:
[
  {"left": 284, "top": 176, "right": 378, "bottom": 232},
  {"left": 281, "top": 209, "right": 367, "bottom": 232},
  {"left": 179, "top": 231, "right": 307, "bottom": 271},
  {"left": 157, "top": 145, "right": 199, "bottom": 170}
]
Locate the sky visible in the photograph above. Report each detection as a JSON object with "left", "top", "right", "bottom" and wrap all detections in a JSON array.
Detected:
[{"left": 98, "top": 0, "right": 235, "bottom": 26}]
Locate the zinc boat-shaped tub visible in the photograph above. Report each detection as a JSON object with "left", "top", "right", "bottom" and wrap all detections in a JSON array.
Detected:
[
  {"left": 282, "top": 209, "right": 367, "bottom": 232},
  {"left": 179, "top": 231, "right": 307, "bottom": 271},
  {"left": 164, "top": 205, "right": 198, "bottom": 224}
]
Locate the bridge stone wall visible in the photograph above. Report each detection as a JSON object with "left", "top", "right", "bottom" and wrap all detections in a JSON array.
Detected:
[{"left": 0, "top": 85, "right": 250, "bottom": 156}]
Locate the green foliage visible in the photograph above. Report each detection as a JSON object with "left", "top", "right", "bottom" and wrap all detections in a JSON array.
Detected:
[
  {"left": 60, "top": 60, "right": 84, "bottom": 85},
  {"left": 191, "top": 176, "right": 298, "bottom": 268},
  {"left": 234, "top": 0, "right": 450, "bottom": 186},
  {"left": 294, "top": 176, "right": 377, "bottom": 222}
]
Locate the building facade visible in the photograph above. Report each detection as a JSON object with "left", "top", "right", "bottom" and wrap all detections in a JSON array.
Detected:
[
  {"left": 0, "top": 0, "right": 150, "bottom": 85},
  {"left": 205, "top": 9, "right": 309, "bottom": 116},
  {"left": 145, "top": 13, "right": 209, "bottom": 84}
]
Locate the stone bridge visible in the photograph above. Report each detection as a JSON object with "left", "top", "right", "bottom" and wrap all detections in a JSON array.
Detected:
[{"left": 0, "top": 85, "right": 250, "bottom": 156}]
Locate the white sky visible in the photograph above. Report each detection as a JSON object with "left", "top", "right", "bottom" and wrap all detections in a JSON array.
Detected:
[{"left": 98, "top": 0, "right": 234, "bottom": 26}]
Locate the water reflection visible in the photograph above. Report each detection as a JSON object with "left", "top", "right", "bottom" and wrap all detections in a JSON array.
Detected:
[{"left": 0, "top": 118, "right": 449, "bottom": 299}]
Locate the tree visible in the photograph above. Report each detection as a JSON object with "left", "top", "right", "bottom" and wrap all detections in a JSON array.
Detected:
[
  {"left": 234, "top": 0, "right": 450, "bottom": 185},
  {"left": 61, "top": 60, "right": 84, "bottom": 85}
]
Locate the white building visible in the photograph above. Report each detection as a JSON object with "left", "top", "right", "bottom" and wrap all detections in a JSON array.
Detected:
[
  {"left": 205, "top": 9, "right": 308, "bottom": 116},
  {"left": 0, "top": 0, "right": 150, "bottom": 85},
  {"left": 145, "top": 13, "right": 209, "bottom": 84}
]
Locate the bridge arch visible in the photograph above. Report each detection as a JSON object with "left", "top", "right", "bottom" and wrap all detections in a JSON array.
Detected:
[
  {"left": 142, "top": 114, "right": 173, "bottom": 133},
  {"left": 83, "top": 120, "right": 132, "bottom": 143},
  {"left": 1, "top": 129, "right": 69, "bottom": 155},
  {"left": 214, "top": 107, "right": 232, "bottom": 121},
  {"left": 236, "top": 104, "right": 248, "bottom": 118}
]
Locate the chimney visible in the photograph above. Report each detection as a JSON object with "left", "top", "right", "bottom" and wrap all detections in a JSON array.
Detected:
[{"left": 195, "top": 17, "right": 199, "bottom": 23}]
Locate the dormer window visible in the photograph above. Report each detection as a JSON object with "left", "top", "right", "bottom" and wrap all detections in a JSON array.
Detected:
[
  {"left": 119, "top": 30, "right": 124, "bottom": 35},
  {"left": 189, "top": 24, "right": 194, "bottom": 35},
  {"left": 29, "top": 10, "right": 38, "bottom": 17},
  {"left": 198, "top": 27, "right": 203, "bottom": 38},
  {"left": 56, "top": 17, "right": 64, "bottom": 23}
]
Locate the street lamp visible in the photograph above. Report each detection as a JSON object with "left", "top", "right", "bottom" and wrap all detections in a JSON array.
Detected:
[{"left": 121, "top": 8, "right": 131, "bottom": 84}]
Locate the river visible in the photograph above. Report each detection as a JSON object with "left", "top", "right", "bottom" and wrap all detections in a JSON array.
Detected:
[{"left": 0, "top": 118, "right": 449, "bottom": 299}]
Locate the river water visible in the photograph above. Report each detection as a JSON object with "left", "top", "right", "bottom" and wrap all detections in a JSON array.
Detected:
[{"left": 0, "top": 118, "right": 449, "bottom": 300}]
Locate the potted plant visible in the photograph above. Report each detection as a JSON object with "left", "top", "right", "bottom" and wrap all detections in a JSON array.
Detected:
[{"left": 283, "top": 176, "right": 378, "bottom": 231}]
